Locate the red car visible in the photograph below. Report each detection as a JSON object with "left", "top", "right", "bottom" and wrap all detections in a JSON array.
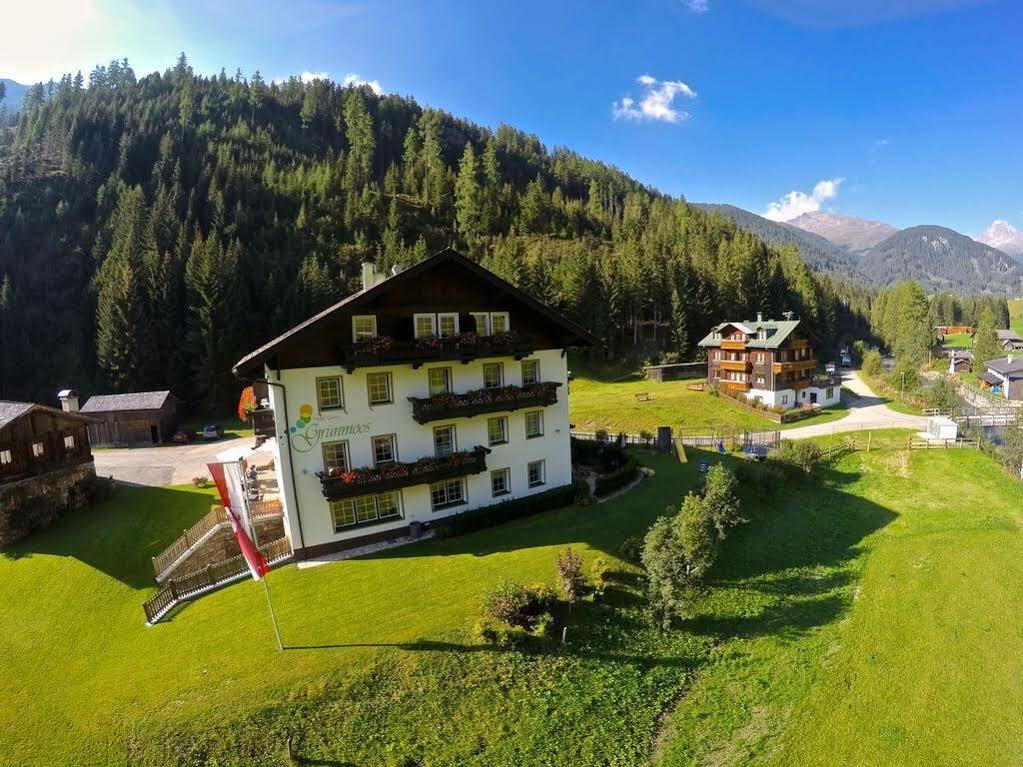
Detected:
[{"left": 170, "top": 429, "right": 194, "bottom": 444}]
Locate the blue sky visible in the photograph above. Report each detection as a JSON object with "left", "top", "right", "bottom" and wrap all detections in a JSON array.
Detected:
[{"left": 3, "top": 0, "right": 1021, "bottom": 236}]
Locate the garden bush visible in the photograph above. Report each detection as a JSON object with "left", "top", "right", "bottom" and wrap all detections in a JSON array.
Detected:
[
  {"left": 479, "top": 580, "right": 553, "bottom": 630},
  {"left": 618, "top": 536, "right": 644, "bottom": 564},
  {"left": 555, "top": 546, "right": 585, "bottom": 603},
  {"left": 771, "top": 439, "right": 824, "bottom": 474},
  {"left": 595, "top": 456, "right": 639, "bottom": 497},
  {"left": 433, "top": 482, "right": 579, "bottom": 538}
]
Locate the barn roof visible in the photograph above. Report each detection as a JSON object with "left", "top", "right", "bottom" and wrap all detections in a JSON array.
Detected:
[
  {"left": 0, "top": 400, "right": 98, "bottom": 430},
  {"left": 80, "top": 391, "right": 173, "bottom": 413}
]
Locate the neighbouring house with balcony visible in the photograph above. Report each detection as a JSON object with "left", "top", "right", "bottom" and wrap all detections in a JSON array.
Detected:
[
  {"left": 0, "top": 397, "right": 98, "bottom": 547},
  {"left": 232, "top": 248, "right": 599, "bottom": 559},
  {"left": 698, "top": 314, "right": 840, "bottom": 410}
]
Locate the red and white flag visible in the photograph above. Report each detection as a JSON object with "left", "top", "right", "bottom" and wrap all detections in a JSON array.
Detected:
[{"left": 208, "top": 461, "right": 269, "bottom": 580}]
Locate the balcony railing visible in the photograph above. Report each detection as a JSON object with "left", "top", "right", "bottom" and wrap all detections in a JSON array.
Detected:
[
  {"left": 339, "top": 332, "right": 537, "bottom": 371},
  {"left": 721, "top": 339, "right": 746, "bottom": 350},
  {"left": 250, "top": 408, "right": 276, "bottom": 439},
  {"left": 408, "top": 382, "right": 561, "bottom": 424},
  {"left": 719, "top": 380, "right": 751, "bottom": 392},
  {"left": 719, "top": 359, "right": 750, "bottom": 372},
  {"left": 772, "top": 359, "right": 816, "bottom": 374},
  {"left": 317, "top": 446, "right": 490, "bottom": 500}
]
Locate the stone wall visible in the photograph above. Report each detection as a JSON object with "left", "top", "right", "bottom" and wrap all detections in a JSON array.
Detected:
[
  {"left": 0, "top": 460, "right": 98, "bottom": 547},
  {"left": 167, "top": 514, "right": 285, "bottom": 580}
]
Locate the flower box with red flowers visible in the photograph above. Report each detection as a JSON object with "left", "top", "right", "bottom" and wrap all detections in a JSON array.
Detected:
[
  {"left": 409, "top": 381, "right": 561, "bottom": 424},
  {"left": 317, "top": 446, "right": 491, "bottom": 499}
]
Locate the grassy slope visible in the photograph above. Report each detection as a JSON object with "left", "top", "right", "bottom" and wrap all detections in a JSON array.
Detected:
[
  {"left": 569, "top": 360, "right": 849, "bottom": 435},
  {"left": 3, "top": 433, "right": 1023, "bottom": 764},
  {"left": 1010, "top": 298, "right": 1023, "bottom": 337},
  {"left": 940, "top": 332, "right": 972, "bottom": 349}
]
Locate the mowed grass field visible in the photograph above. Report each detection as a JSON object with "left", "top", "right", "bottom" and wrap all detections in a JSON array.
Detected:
[
  {"left": 3, "top": 432, "right": 1023, "bottom": 764},
  {"left": 1010, "top": 297, "right": 1023, "bottom": 337},
  {"left": 568, "top": 359, "right": 849, "bottom": 435}
]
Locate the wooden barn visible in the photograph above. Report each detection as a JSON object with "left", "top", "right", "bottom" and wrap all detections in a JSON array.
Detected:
[{"left": 79, "top": 391, "right": 178, "bottom": 447}]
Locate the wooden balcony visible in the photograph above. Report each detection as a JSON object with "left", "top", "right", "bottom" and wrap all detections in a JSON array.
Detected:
[
  {"left": 339, "top": 332, "right": 536, "bottom": 372},
  {"left": 719, "top": 359, "right": 750, "bottom": 372},
  {"left": 720, "top": 339, "right": 746, "bottom": 351},
  {"left": 409, "top": 382, "right": 560, "bottom": 424},
  {"left": 772, "top": 359, "right": 816, "bottom": 375},
  {"left": 789, "top": 338, "right": 810, "bottom": 349},
  {"left": 317, "top": 446, "right": 490, "bottom": 500},
  {"left": 719, "top": 380, "right": 751, "bottom": 392}
]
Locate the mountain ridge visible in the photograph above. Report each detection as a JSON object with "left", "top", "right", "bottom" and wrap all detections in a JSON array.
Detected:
[{"left": 788, "top": 211, "right": 897, "bottom": 254}]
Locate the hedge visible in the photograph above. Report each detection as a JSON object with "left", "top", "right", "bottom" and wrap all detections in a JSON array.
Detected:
[
  {"left": 434, "top": 481, "right": 584, "bottom": 538},
  {"left": 595, "top": 456, "right": 639, "bottom": 497}
]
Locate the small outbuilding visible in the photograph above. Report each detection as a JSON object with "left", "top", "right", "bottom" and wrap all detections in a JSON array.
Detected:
[
  {"left": 948, "top": 349, "right": 973, "bottom": 374},
  {"left": 927, "top": 416, "right": 958, "bottom": 442},
  {"left": 78, "top": 391, "right": 178, "bottom": 447}
]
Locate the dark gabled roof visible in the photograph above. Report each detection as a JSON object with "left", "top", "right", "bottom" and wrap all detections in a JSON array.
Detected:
[
  {"left": 979, "top": 371, "right": 1003, "bottom": 385},
  {"left": 996, "top": 329, "right": 1023, "bottom": 342},
  {"left": 985, "top": 356, "right": 1023, "bottom": 376},
  {"left": 233, "top": 248, "right": 603, "bottom": 376},
  {"left": 697, "top": 319, "right": 803, "bottom": 349},
  {"left": 0, "top": 400, "right": 99, "bottom": 430},
  {"left": 80, "top": 391, "right": 173, "bottom": 413}
]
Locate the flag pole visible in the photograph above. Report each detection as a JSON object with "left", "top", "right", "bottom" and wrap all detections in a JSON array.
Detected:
[{"left": 241, "top": 459, "right": 284, "bottom": 652}]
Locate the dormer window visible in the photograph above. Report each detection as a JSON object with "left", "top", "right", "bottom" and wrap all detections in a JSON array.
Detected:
[{"left": 352, "top": 315, "right": 377, "bottom": 341}]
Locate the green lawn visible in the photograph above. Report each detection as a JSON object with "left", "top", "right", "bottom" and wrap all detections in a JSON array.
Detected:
[
  {"left": 4, "top": 435, "right": 1023, "bottom": 765},
  {"left": 941, "top": 332, "right": 972, "bottom": 349},
  {"left": 179, "top": 415, "right": 254, "bottom": 440},
  {"left": 569, "top": 365, "right": 849, "bottom": 435},
  {"left": 1010, "top": 297, "right": 1023, "bottom": 337}
]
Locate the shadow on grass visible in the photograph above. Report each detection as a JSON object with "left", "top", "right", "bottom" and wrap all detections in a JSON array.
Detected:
[{"left": 0, "top": 484, "right": 213, "bottom": 589}]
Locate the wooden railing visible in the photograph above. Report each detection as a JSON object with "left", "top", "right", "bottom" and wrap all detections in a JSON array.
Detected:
[
  {"left": 317, "top": 446, "right": 490, "bottom": 500},
  {"left": 772, "top": 359, "right": 816, "bottom": 374},
  {"left": 143, "top": 537, "right": 293, "bottom": 624},
  {"left": 408, "top": 382, "right": 560, "bottom": 424},
  {"left": 339, "top": 333, "right": 538, "bottom": 371},
  {"left": 151, "top": 500, "right": 284, "bottom": 581}
]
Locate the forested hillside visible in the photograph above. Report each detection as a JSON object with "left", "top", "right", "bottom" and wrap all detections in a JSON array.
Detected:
[{"left": 0, "top": 57, "right": 868, "bottom": 409}]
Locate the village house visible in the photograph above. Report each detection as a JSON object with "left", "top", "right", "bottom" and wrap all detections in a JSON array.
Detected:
[
  {"left": 980, "top": 354, "right": 1023, "bottom": 401},
  {"left": 78, "top": 390, "right": 178, "bottom": 447},
  {"left": 948, "top": 349, "right": 973, "bottom": 374},
  {"left": 995, "top": 329, "right": 1023, "bottom": 352},
  {"left": 698, "top": 314, "right": 840, "bottom": 410},
  {"left": 0, "top": 397, "right": 98, "bottom": 546},
  {"left": 232, "top": 249, "right": 600, "bottom": 559}
]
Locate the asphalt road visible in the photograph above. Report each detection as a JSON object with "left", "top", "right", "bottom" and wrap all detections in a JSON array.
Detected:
[{"left": 93, "top": 436, "right": 254, "bottom": 486}]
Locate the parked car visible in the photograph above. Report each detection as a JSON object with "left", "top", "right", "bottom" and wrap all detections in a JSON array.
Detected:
[
  {"left": 201, "top": 424, "right": 222, "bottom": 441},
  {"left": 826, "top": 362, "right": 837, "bottom": 375},
  {"left": 170, "top": 429, "right": 193, "bottom": 444}
]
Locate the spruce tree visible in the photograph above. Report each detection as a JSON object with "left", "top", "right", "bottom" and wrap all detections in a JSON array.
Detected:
[{"left": 454, "top": 142, "right": 482, "bottom": 239}]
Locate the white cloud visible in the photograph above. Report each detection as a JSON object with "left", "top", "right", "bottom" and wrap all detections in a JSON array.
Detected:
[
  {"left": 612, "top": 75, "right": 697, "bottom": 124},
  {"left": 341, "top": 73, "right": 383, "bottom": 95},
  {"left": 762, "top": 178, "right": 844, "bottom": 222},
  {"left": 299, "top": 71, "right": 329, "bottom": 84},
  {"left": 686, "top": 0, "right": 710, "bottom": 12}
]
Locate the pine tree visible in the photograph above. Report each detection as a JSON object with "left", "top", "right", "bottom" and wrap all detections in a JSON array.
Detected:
[
  {"left": 973, "top": 306, "right": 1002, "bottom": 369},
  {"left": 342, "top": 89, "right": 375, "bottom": 187},
  {"left": 454, "top": 142, "right": 482, "bottom": 239},
  {"left": 96, "top": 256, "right": 147, "bottom": 390}
]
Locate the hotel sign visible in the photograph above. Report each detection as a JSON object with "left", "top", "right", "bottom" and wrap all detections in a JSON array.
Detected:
[{"left": 288, "top": 404, "right": 370, "bottom": 453}]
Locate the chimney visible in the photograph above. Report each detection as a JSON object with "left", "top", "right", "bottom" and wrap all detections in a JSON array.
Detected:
[
  {"left": 756, "top": 312, "right": 763, "bottom": 323},
  {"left": 57, "top": 389, "right": 79, "bottom": 413},
  {"left": 360, "top": 262, "right": 379, "bottom": 291}
]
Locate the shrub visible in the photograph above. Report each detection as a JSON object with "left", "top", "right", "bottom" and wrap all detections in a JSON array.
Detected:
[
  {"left": 595, "top": 429, "right": 609, "bottom": 444},
  {"left": 862, "top": 348, "right": 884, "bottom": 379},
  {"left": 191, "top": 475, "right": 211, "bottom": 488},
  {"left": 702, "top": 465, "right": 743, "bottom": 539},
  {"left": 555, "top": 546, "right": 585, "bottom": 603},
  {"left": 772, "top": 439, "right": 823, "bottom": 474},
  {"left": 589, "top": 556, "right": 610, "bottom": 597},
  {"left": 735, "top": 460, "right": 787, "bottom": 497},
  {"left": 922, "top": 377, "right": 959, "bottom": 410},
  {"left": 618, "top": 536, "right": 644, "bottom": 564},
  {"left": 641, "top": 513, "right": 692, "bottom": 630},
  {"left": 433, "top": 483, "right": 576, "bottom": 538},
  {"left": 531, "top": 612, "right": 555, "bottom": 639},
  {"left": 639, "top": 430, "right": 653, "bottom": 447},
  {"left": 595, "top": 456, "right": 639, "bottom": 497},
  {"left": 480, "top": 580, "right": 554, "bottom": 629}
]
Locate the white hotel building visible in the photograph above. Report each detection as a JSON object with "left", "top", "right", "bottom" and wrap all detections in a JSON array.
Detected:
[{"left": 234, "top": 249, "right": 599, "bottom": 559}]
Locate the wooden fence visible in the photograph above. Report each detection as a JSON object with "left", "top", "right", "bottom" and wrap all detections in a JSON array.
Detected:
[
  {"left": 144, "top": 536, "right": 293, "bottom": 625},
  {"left": 908, "top": 437, "right": 979, "bottom": 450}
]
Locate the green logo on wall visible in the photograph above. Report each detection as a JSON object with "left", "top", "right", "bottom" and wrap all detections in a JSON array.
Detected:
[{"left": 289, "top": 403, "right": 370, "bottom": 453}]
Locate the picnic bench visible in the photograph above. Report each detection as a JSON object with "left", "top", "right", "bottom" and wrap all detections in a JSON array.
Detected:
[
  {"left": 686, "top": 382, "right": 705, "bottom": 392},
  {"left": 634, "top": 392, "right": 651, "bottom": 402}
]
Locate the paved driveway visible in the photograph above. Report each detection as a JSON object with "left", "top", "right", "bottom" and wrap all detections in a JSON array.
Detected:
[
  {"left": 94, "top": 437, "right": 254, "bottom": 486},
  {"left": 783, "top": 370, "right": 929, "bottom": 439}
]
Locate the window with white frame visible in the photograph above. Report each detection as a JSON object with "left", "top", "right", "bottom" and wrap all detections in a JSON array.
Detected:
[
  {"left": 322, "top": 440, "right": 350, "bottom": 472},
  {"left": 487, "top": 416, "right": 508, "bottom": 446},
  {"left": 491, "top": 467, "right": 510, "bottom": 497},
  {"left": 0, "top": 449, "right": 12, "bottom": 466},
  {"left": 714, "top": 350, "right": 721, "bottom": 360},
  {"left": 330, "top": 491, "right": 402, "bottom": 530},
  {"left": 63, "top": 434, "right": 75, "bottom": 450},
  {"left": 433, "top": 424, "right": 456, "bottom": 457},
  {"left": 524, "top": 410, "right": 543, "bottom": 439},
  {"left": 471, "top": 312, "right": 490, "bottom": 336},
  {"left": 352, "top": 315, "right": 377, "bottom": 341},
  {"left": 428, "top": 367, "right": 451, "bottom": 396},
  {"left": 527, "top": 460, "right": 546, "bottom": 488},
  {"left": 431, "top": 478, "right": 465, "bottom": 510},
  {"left": 317, "top": 376, "right": 344, "bottom": 410},
  {"left": 483, "top": 362, "right": 503, "bottom": 389},
  {"left": 31, "top": 441, "right": 44, "bottom": 459},
  {"left": 521, "top": 359, "right": 540, "bottom": 385},
  {"left": 438, "top": 313, "right": 459, "bottom": 338},
  {"left": 414, "top": 313, "right": 437, "bottom": 338},
  {"left": 366, "top": 372, "right": 393, "bottom": 405},
  {"left": 372, "top": 434, "right": 396, "bottom": 465},
  {"left": 781, "top": 394, "right": 789, "bottom": 405},
  {"left": 490, "top": 312, "right": 510, "bottom": 334}
]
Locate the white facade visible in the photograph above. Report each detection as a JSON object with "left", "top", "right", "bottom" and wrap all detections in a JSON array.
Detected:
[
  {"left": 264, "top": 349, "right": 571, "bottom": 556},
  {"left": 746, "top": 387, "right": 795, "bottom": 409},
  {"left": 746, "top": 381, "right": 839, "bottom": 410}
]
